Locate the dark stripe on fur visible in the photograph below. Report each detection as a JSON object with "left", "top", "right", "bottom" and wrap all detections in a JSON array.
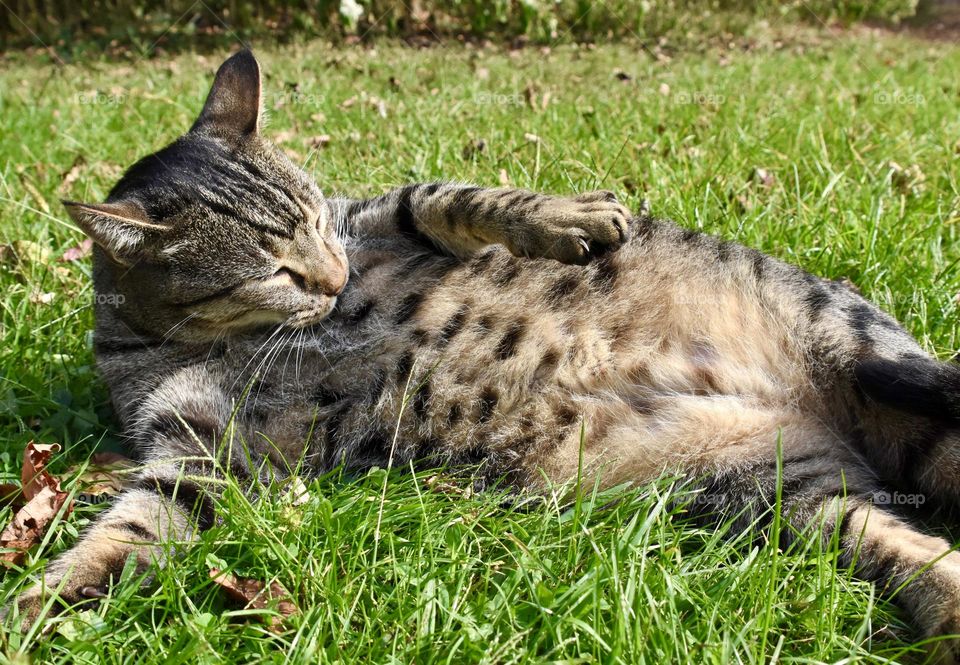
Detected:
[{"left": 137, "top": 477, "right": 216, "bottom": 531}]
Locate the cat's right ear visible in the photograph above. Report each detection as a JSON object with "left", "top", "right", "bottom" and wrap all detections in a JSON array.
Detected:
[
  {"left": 190, "top": 49, "right": 262, "bottom": 138},
  {"left": 63, "top": 200, "right": 167, "bottom": 266}
]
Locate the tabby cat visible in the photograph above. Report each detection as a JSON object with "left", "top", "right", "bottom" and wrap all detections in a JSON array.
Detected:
[{"left": 12, "top": 50, "right": 960, "bottom": 661}]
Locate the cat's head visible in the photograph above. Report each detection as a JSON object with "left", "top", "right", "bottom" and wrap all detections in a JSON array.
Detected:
[{"left": 64, "top": 50, "right": 347, "bottom": 343}]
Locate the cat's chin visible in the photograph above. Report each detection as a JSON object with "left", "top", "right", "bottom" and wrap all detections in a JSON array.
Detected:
[{"left": 286, "top": 299, "right": 337, "bottom": 328}]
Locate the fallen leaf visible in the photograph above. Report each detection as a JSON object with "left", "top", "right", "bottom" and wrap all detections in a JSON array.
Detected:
[
  {"left": 499, "top": 169, "right": 511, "bottom": 186},
  {"left": 22, "top": 442, "right": 62, "bottom": 501},
  {"left": 0, "top": 486, "right": 67, "bottom": 565},
  {"left": 282, "top": 477, "right": 311, "bottom": 507},
  {"left": 1, "top": 442, "right": 74, "bottom": 566},
  {"left": 66, "top": 452, "right": 136, "bottom": 499},
  {"left": 209, "top": 569, "right": 298, "bottom": 631},
  {"left": 59, "top": 155, "right": 86, "bottom": 193},
  {"left": 58, "top": 238, "right": 93, "bottom": 263},
  {"left": 425, "top": 474, "right": 473, "bottom": 499},
  {"left": 0, "top": 483, "right": 23, "bottom": 510},
  {"left": 308, "top": 135, "right": 331, "bottom": 150}
]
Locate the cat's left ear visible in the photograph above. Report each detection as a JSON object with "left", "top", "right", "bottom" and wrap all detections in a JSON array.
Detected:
[
  {"left": 191, "top": 49, "right": 262, "bottom": 138},
  {"left": 63, "top": 199, "right": 167, "bottom": 266}
]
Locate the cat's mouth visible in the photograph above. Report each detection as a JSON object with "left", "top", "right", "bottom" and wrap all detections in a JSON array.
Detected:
[{"left": 286, "top": 298, "right": 337, "bottom": 328}]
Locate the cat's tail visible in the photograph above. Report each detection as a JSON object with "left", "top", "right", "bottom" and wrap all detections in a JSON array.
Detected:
[{"left": 854, "top": 356, "right": 960, "bottom": 422}]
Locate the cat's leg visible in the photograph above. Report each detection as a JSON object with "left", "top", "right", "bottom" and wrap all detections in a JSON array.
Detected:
[
  {"left": 846, "top": 354, "right": 960, "bottom": 514},
  {"left": 698, "top": 463, "right": 960, "bottom": 663},
  {"left": 8, "top": 366, "right": 261, "bottom": 630},
  {"left": 328, "top": 184, "right": 633, "bottom": 264},
  {"left": 535, "top": 395, "right": 960, "bottom": 660},
  {"left": 761, "top": 258, "right": 960, "bottom": 512}
]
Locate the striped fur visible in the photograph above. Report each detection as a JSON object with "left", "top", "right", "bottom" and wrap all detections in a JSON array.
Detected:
[{"left": 12, "top": 50, "right": 960, "bottom": 661}]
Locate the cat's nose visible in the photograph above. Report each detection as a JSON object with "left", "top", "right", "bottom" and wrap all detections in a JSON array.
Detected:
[{"left": 314, "top": 260, "right": 347, "bottom": 296}]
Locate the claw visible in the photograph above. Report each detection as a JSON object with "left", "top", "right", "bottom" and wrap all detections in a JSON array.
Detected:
[{"left": 79, "top": 585, "right": 109, "bottom": 599}]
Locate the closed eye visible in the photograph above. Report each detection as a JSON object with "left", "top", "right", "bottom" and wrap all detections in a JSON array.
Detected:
[{"left": 272, "top": 267, "right": 307, "bottom": 290}]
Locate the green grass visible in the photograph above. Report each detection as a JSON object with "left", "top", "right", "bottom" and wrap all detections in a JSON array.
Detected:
[{"left": 0, "top": 28, "right": 959, "bottom": 663}]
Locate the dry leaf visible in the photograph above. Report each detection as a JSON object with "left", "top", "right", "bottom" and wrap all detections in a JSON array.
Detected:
[
  {"left": 498, "top": 169, "right": 511, "bottom": 186},
  {"left": 1, "top": 442, "right": 74, "bottom": 566},
  {"left": 66, "top": 452, "right": 136, "bottom": 499},
  {"left": 210, "top": 569, "right": 298, "bottom": 631},
  {"left": 0, "top": 486, "right": 66, "bottom": 565},
  {"left": 283, "top": 477, "right": 311, "bottom": 507},
  {"left": 22, "top": 442, "right": 62, "bottom": 501},
  {"left": 58, "top": 238, "right": 93, "bottom": 263},
  {"left": 59, "top": 155, "right": 85, "bottom": 192},
  {"left": 308, "top": 135, "right": 331, "bottom": 150},
  {"left": 425, "top": 474, "right": 473, "bottom": 499},
  {"left": 0, "top": 483, "right": 23, "bottom": 510}
]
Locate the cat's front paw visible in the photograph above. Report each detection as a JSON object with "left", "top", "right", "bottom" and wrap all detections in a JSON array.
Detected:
[
  {"left": 511, "top": 190, "right": 632, "bottom": 265},
  {"left": 5, "top": 545, "right": 139, "bottom": 632}
]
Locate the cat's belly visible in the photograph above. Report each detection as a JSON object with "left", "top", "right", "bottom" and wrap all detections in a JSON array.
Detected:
[{"left": 227, "top": 237, "right": 820, "bottom": 483}]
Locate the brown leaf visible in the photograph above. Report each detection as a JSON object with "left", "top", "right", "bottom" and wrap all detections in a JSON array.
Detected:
[
  {"left": 210, "top": 569, "right": 298, "bottom": 631},
  {"left": 0, "top": 443, "right": 75, "bottom": 564},
  {"left": 0, "top": 483, "right": 23, "bottom": 510},
  {"left": 308, "top": 135, "right": 331, "bottom": 150},
  {"left": 59, "top": 155, "right": 86, "bottom": 193},
  {"left": 58, "top": 238, "right": 93, "bottom": 263},
  {"left": 0, "top": 485, "right": 70, "bottom": 565},
  {"left": 22, "top": 442, "right": 62, "bottom": 501},
  {"left": 66, "top": 452, "right": 136, "bottom": 499}
]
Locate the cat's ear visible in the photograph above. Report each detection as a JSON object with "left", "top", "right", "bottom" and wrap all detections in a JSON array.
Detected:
[
  {"left": 191, "top": 49, "right": 262, "bottom": 138},
  {"left": 63, "top": 200, "right": 167, "bottom": 265}
]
